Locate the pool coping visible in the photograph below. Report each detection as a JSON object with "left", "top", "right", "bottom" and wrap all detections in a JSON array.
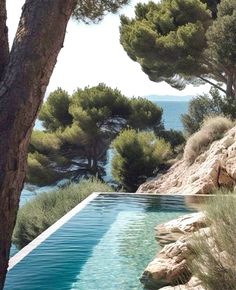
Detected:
[
  {"left": 8, "top": 192, "right": 100, "bottom": 270},
  {"left": 9, "top": 192, "right": 212, "bottom": 270},
  {"left": 100, "top": 192, "right": 213, "bottom": 196}
]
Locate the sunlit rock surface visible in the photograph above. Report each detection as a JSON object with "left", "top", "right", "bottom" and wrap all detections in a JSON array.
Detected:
[
  {"left": 155, "top": 212, "right": 206, "bottom": 247},
  {"left": 140, "top": 213, "right": 207, "bottom": 290},
  {"left": 137, "top": 127, "right": 236, "bottom": 194},
  {"left": 140, "top": 236, "right": 191, "bottom": 289},
  {"left": 159, "top": 276, "right": 205, "bottom": 290}
]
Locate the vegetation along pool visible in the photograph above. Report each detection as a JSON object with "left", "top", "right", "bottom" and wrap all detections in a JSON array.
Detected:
[{"left": 5, "top": 193, "right": 198, "bottom": 290}]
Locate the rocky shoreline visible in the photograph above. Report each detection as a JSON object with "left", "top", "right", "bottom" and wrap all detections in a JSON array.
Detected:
[
  {"left": 137, "top": 128, "right": 236, "bottom": 289},
  {"left": 140, "top": 213, "right": 207, "bottom": 290}
]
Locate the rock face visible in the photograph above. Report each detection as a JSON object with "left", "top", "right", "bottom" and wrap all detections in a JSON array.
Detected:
[
  {"left": 155, "top": 212, "right": 206, "bottom": 247},
  {"left": 159, "top": 276, "right": 205, "bottom": 290},
  {"left": 140, "top": 236, "right": 191, "bottom": 289},
  {"left": 137, "top": 127, "right": 236, "bottom": 194},
  {"left": 140, "top": 213, "right": 207, "bottom": 290}
]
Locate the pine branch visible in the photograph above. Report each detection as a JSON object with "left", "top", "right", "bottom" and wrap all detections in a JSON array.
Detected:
[{"left": 199, "top": 77, "right": 227, "bottom": 94}]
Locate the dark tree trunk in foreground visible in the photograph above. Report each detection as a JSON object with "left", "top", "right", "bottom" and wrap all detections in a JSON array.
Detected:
[
  {"left": 0, "top": 0, "right": 8, "bottom": 77},
  {"left": 0, "top": 1, "right": 73, "bottom": 288}
]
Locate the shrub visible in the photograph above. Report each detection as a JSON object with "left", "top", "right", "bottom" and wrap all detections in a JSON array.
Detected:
[
  {"left": 13, "top": 179, "right": 112, "bottom": 249},
  {"left": 202, "top": 115, "right": 234, "bottom": 139},
  {"left": 184, "top": 116, "right": 234, "bottom": 163},
  {"left": 188, "top": 190, "right": 236, "bottom": 290},
  {"left": 111, "top": 129, "right": 172, "bottom": 192},
  {"left": 159, "top": 129, "right": 186, "bottom": 150},
  {"left": 30, "top": 130, "right": 61, "bottom": 154},
  {"left": 181, "top": 88, "right": 235, "bottom": 136},
  {"left": 26, "top": 152, "right": 60, "bottom": 186}
]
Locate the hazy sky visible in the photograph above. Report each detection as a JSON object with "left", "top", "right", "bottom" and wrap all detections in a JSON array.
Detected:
[{"left": 7, "top": 0, "right": 210, "bottom": 98}]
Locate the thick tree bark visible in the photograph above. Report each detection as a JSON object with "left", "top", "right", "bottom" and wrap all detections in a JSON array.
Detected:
[
  {"left": 0, "top": 0, "right": 9, "bottom": 79},
  {"left": 0, "top": 1, "right": 74, "bottom": 289}
]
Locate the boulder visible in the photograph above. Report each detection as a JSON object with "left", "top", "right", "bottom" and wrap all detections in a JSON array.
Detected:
[
  {"left": 140, "top": 213, "right": 210, "bottom": 289},
  {"left": 155, "top": 212, "right": 206, "bottom": 247},
  {"left": 137, "top": 127, "right": 236, "bottom": 194},
  {"left": 140, "top": 236, "right": 191, "bottom": 289},
  {"left": 140, "top": 228, "right": 213, "bottom": 289}
]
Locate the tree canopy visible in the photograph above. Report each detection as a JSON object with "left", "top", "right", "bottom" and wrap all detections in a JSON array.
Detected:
[
  {"left": 182, "top": 87, "right": 236, "bottom": 136},
  {"left": 112, "top": 129, "right": 172, "bottom": 191},
  {"left": 73, "top": 0, "right": 129, "bottom": 23},
  {"left": 28, "top": 84, "right": 163, "bottom": 186},
  {"left": 120, "top": 0, "right": 236, "bottom": 98}
]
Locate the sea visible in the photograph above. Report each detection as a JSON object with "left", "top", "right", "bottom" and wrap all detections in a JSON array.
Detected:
[
  {"left": 21, "top": 101, "right": 189, "bottom": 205},
  {"left": 154, "top": 101, "right": 188, "bottom": 131}
]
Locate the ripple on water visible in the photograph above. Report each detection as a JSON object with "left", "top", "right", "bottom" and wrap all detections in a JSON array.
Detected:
[{"left": 5, "top": 194, "right": 195, "bottom": 290}]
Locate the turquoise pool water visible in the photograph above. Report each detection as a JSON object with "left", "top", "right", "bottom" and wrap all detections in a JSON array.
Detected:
[{"left": 5, "top": 194, "right": 196, "bottom": 290}]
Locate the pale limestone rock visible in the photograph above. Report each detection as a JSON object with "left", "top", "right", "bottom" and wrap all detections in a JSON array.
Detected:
[
  {"left": 155, "top": 212, "right": 206, "bottom": 247},
  {"left": 140, "top": 214, "right": 210, "bottom": 290},
  {"left": 140, "top": 229, "right": 211, "bottom": 290},
  {"left": 137, "top": 127, "right": 236, "bottom": 194},
  {"left": 140, "top": 236, "right": 191, "bottom": 289},
  {"left": 159, "top": 276, "right": 205, "bottom": 290}
]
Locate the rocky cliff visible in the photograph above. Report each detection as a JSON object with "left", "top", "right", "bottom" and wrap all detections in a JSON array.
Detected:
[{"left": 137, "top": 127, "right": 236, "bottom": 194}]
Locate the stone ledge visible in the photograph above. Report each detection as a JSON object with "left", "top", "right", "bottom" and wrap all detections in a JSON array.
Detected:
[
  {"left": 155, "top": 212, "right": 206, "bottom": 247},
  {"left": 140, "top": 213, "right": 207, "bottom": 290}
]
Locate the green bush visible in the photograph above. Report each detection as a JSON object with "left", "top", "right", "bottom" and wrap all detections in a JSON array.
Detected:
[
  {"left": 184, "top": 116, "right": 234, "bottom": 164},
  {"left": 111, "top": 129, "right": 172, "bottom": 192},
  {"left": 159, "top": 129, "right": 186, "bottom": 151},
  {"left": 182, "top": 88, "right": 236, "bottom": 137},
  {"left": 13, "top": 179, "right": 112, "bottom": 249},
  {"left": 188, "top": 190, "right": 236, "bottom": 290},
  {"left": 27, "top": 152, "right": 61, "bottom": 186},
  {"left": 30, "top": 130, "right": 61, "bottom": 154},
  {"left": 181, "top": 89, "right": 225, "bottom": 136}
]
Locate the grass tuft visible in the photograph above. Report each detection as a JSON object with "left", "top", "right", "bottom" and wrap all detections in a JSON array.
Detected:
[
  {"left": 13, "top": 179, "right": 112, "bottom": 249},
  {"left": 184, "top": 116, "right": 234, "bottom": 164},
  {"left": 187, "top": 189, "right": 236, "bottom": 290}
]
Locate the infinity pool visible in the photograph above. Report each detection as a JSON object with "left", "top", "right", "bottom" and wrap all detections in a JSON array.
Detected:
[{"left": 5, "top": 193, "right": 197, "bottom": 290}]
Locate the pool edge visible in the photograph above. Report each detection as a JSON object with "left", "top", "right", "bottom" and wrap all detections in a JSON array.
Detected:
[
  {"left": 8, "top": 192, "right": 100, "bottom": 270},
  {"left": 99, "top": 192, "right": 213, "bottom": 196}
]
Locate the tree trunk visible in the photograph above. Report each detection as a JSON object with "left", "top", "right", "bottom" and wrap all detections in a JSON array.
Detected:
[
  {"left": 0, "top": 1, "right": 73, "bottom": 289},
  {"left": 0, "top": 0, "right": 9, "bottom": 78},
  {"left": 226, "top": 73, "right": 234, "bottom": 98},
  {"left": 234, "top": 74, "right": 236, "bottom": 98}
]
